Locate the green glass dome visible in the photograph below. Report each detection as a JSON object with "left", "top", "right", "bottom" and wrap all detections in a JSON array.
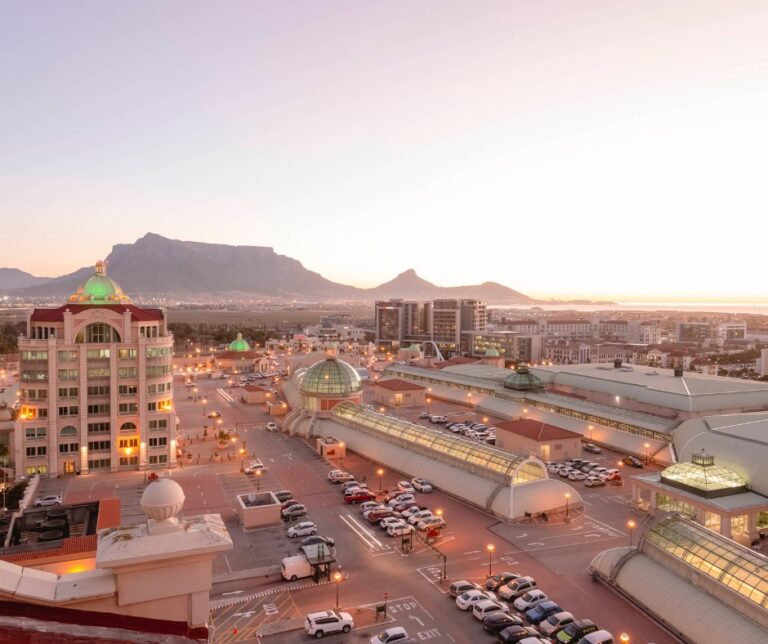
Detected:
[
  {"left": 69, "top": 261, "right": 131, "bottom": 305},
  {"left": 485, "top": 348, "right": 500, "bottom": 357},
  {"left": 661, "top": 450, "right": 747, "bottom": 498},
  {"left": 300, "top": 358, "right": 362, "bottom": 396},
  {"left": 503, "top": 364, "right": 543, "bottom": 391},
  {"left": 407, "top": 344, "right": 421, "bottom": 355},
  {"left": 229, "top": 333, "right": 250, "bottom": 352}
]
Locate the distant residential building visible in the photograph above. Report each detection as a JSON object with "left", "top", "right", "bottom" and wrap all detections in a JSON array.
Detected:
[
  {"left": 463, "top": 331, "right": 543, "bottom": 364},
  {"left": 499, "top": 319, "right": 541, "bottom": 335},
  {"left": 717, "top": 321, "right": 747, "bottom": 340},
  {"left": 545, "top": 341, "right": 629, "bottom": 365},
  {"left": 16, "top": 262, "right": 176, "bottom": 479},
  {"left": 543, "top": 318, "right": 593, "bottom": 339},
  {"left": 676, "top": 322, "right": 711, "bottom": 342}
]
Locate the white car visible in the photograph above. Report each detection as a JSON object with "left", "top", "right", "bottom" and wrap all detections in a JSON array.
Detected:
[
  {"left": 387, "top": 522, "right": 413, "bottom": 537},
  {"left": 472, "top": 599, "right": 510, "bottom": 620},
  {"left": 379, "top": 516, "right": 403, "bottom": 530},
  {"left": 363, "top": 505, "right": 389, "bottom": 519},
  {"left": 558, "top": 467, "right": 575, "bottom": 478},
  {"left": 327, "top": 470, "right": 344, "bottom": 481},
  {"left": 287, "top": 521, "right": 318, "bottom": 538},
  {"left": 455, "top": 589, "right": 497, "bottom": 610},
  {"left": 266, "top": 422, "right": 279, "bottom": 432},
  {"left": 370, "top": 626, "right": 409, "bottom": 644},
  {"left": 396, "top": 481, "right": 415, "bottom": 494},
  {"left": 547, "top": 463, "right": 563, "bottom": 474},
  {"left": 568, "top": 471, "right": 587, "bottom": 481},
  {"left": 244, "top": 459, "right": 268, "bottom": 474},
  {"left": 400, "top": 506, "right": 426, "bottom": 519},
  {"left": 407, "top": 510, "right": 433, "bottom": 525},
  {"left": 513, "top": 589, "right": 548, "bottom": 611},
  {"left": 304, "top": 610, "right": 354, "bottom": 638},
  {"left": 417, "top": 516, "right": 445, "bottom": 531},
  {"left": 359, "top": 501, "right": 381, "bottom": 513},
  {"left": 34, "top": 494, "right": 62, "bottom": 507},
  {"left": 387, "top": 494, "right": 414, "bottom": 507},
  {"left": 585, "top": 477, "right": 605, "bottom": 488},
  {"left": 539, "top": 611, "right": 575, "bottom": 636},
  {"left": 411, "top": 478, "right": 433, "bottom": 493}
]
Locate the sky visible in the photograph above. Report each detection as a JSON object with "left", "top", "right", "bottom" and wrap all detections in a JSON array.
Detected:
[{"left": 1, "top": 1, "right": 768, "bottom": 302}]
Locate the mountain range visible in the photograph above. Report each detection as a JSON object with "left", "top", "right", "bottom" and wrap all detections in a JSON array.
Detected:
[{"left": 1, "top": 233, "right": 533, "bottom": 303}]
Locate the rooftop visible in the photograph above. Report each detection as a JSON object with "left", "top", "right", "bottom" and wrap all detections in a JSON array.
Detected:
[
  {"left": 496, "top": 419, "right": 581, "bottom": 442},
  {"left": 30, "top": 304, "right": 164, "bottom": 323},
  {"left": 68, "top": 261, "right": 131, "bottom": 305},
  {"left": 374, "top": 378, "right": 427, "bottom": 392},
  {"left": 300, "top": 357, "right": 362, "bottom": 396}
]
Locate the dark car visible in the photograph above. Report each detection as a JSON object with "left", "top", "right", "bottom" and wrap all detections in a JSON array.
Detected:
[
  {"left": 448, "top": 580, "right": 479, "bottom": 599},
  {"left": 301, "top": 535, "right": 335, "bottom": 548},
  {"left": 281, "top": 505, "right": 307, "bottom": 521},
  {"left": 556, "top": 619, "right": 599, "bottom": 643},
  {"left": 486, "top": 572, "right": 521, "bottom": 591},
  {"left": 497, "top": 625, "right": 540, "bottom": 644},
  {"left": 274, "top": 490, "right": 293, "bottom": 502},
  {"left": 623, "top": 455, "right": 643, "bottom": 468},
  {"left": 525, "top": 601, "right": 563, "bottom": 625},
  {"left": 281, "top": 499, "right": 301, "bottom": 510},
  {"left": 482, "top": 613, "right": 523, "bottom": 635}
]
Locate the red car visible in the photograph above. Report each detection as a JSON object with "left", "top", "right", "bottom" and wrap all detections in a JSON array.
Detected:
[
  {"left": 345, "top": 490, "right": 377, "bottom": 504},
  {"left": 367, "top": 508, "right": 396, "bottom": 523}
]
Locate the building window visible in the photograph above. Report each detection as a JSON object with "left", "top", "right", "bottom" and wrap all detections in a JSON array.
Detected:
[
  {"left": 26, "top": 465, "right": 48, "bottom": 475},
  {"left": 59, "top": 442, "right": 79, "bottom": 453},
  {"left": 87, "top": 385, "right": 110, "bottom": 396},
  {"left": 149, "top": 454, "right": 168, "bottom": 465},
  {"left": 117, "top": 349, "right": 137, "bottom": 359},
  {"left": 58, "top": 387, "right": 78, "bottom": 398},
  {"left": 21, "top": 369, "right": 47, "bottom": 382},
  {"left": 118, "top": 384, "right": 138, "bottom": 395},
  {"left": 88, "top": 458, "right": 111, "bottom": 469},
  {"left": 26, "top": 446, "right": 46, "bottom": 457},
  {"left": 146, "top": 347, "right": 171, "bottom": 358},
  {"left": 21, "top": 350, "right": 48, "bottom": 360},
  {"left": 148, "top": 437, "right": 167, "bottom": 447},
  {"left": 87, "top": 403, "right": 110, "bottom": 415},
  {"left": 118, "top": 402, "right": 138, "bottom": 415},
  {"left": 146, "top": 365, "right": 171, "bottom": 377},
  {"left": 86, "top": 349, "right": 110, "bottom": 359},
  {"left": 149, "top": 419, "right": 167, "bottom": 430},
  {"left": 57, "top": 350, "right": 77, "bottom": 362},
  {"left": 119, "top": 456, "right": 139, "bottom": 466},
  {"left": 76, "top": 323, "right": 121, "bottom": 344},
  {"left": 118, "top": 367, "right": 138, "bottom": 379},
  {"left": 87, "top": 440, "right": 111, "bottom": 451},
  {"left": 58, "top": 369, "right": 78, "bottom": 381},
  {"left": 58, "top": 406, "right": 79, "bottom": 417},
  {"left": 120, "top": 422, "right": 137, "bottom": 433},
  {"left": 25, "top": 427, "right": 47, "bottom": 440},
  {"left": 118, "top": 438, "right": 139, "bottom": 448},
  {"left": 87, "top": 367, "right": 111, "bottom": 379},
  {"left": 87, "top": 422, "right": 110, "bottom": 434}
]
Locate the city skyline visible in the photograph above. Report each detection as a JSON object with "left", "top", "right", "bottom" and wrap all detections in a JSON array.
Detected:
[{"left": 3, "top": 1, "right": 768, "bottom": 302}]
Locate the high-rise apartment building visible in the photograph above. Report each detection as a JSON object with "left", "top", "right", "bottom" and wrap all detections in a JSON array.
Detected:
[
  {"left": 676, "top": 322, "right": 711, "bottom": 342},
  {"left": 15, "top": 262, "right": 176, "bottom": 479},
  {"left": 432, "top": 299, "right": 486, "bottom": 355}
]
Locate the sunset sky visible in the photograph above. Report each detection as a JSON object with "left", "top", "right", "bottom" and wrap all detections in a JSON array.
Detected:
[{"left": 2, "top": 1, "right": 767, "bottom": 302}]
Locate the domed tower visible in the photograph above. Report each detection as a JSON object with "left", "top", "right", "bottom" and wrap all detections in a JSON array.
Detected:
[
  {"left": 228, "top": 332, "right": 250, "bottom": 352},
  {"left": 68, "top": 261, "right": 131, "bottom": 304},
  {"left": 299, "top": 353, "right": 363, "bottom": 412},
  {"left": 504, "top": 363, "right": 544, "bottom": 391}
]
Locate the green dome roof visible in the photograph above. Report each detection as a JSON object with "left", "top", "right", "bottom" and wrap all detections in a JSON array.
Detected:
[
  {"left": 485, "top": 348, "right": 500, "bottom": 357},
  {"left": 503, "top": 364, "right": 543, "bottom": 391},
  {"left": 69, "top": 261, "right": 131, "bottom": 305},
  {"left": 408, "top": 344, "right": 421, "bottom": 355},
  {"left": 229, "top": 333, "right": 250, "bottom": 352},
  {"left": 300, "top": 358, "right": 362, "bottom": 396}
]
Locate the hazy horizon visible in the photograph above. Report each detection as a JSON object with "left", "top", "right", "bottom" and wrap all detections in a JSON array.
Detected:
[{"left": 3, "top": 2, "right": 768, "bottom": 302}]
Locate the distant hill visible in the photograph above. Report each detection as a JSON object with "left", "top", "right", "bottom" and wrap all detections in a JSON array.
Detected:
[
  {"left": 11, "top": 233, "right": 532, "bottom": 303},
  {"left": 0, "top": 268, "right": 51, "bottom": 290}
]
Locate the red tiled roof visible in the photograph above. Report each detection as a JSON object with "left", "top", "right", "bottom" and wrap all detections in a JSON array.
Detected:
[
  {"left": 434, "top": 356, "right": 479, "bottom": 368},
  {"left": 30, "top": 304, "right": 164, "bottom": 323},
  {"left": 374, "top": 378, "right": 427, "bottom": 392},
  {"left": 97, "top": 498, "right": 122, "bottom": 531},
  {"left": 0, "top": 535, "right": 97, "bottom": 564},
  {"left": 243, "top": 385, "right": 270, "bottom": 392},
  {"left": 496, "top": 419, "right": 581, "bottom": 441}
]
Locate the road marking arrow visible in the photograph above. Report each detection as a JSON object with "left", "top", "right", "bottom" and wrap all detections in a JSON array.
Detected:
[{"left": 409, "top": 615, "right": 425, "bottom": 627}]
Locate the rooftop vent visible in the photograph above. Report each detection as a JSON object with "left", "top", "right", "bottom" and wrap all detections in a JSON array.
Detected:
[{"left": 674, "top": 367, "right": 684, "bottom": 377}]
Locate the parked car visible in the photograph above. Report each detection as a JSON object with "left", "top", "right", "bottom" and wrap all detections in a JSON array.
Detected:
[
  {"left": 498, "top": 576, "right": 537, "bottom": 600},
  {"left": 274, "top": 490, "right": 293, "bottom": 502},
  {"left": 482, "top": 612, "right": 524, "bottom": 635},
  {"left": 327, "top": 469, "right": 345, "bottom": 481},
  {"left": 367, "top": 508, "right": 396, "bottom": 523},
  {"left": 387, "top": 522, "right": 413, "bottom": 537},
  {"left": 539, "top": 612, "right": 575, "bottom": 637},
  {"left": 304, "top": 610, "right": 354, "bottom": 638},
  {"left": 397, "top": 481, "right": 416, "bottom": 494},
  {"left": 244, "top": 459, "right": 268, "bottom": 474},
  {"left": 548, "top": 463, "right": 563, "bottom": 474},
  {"left": 341, "top": 480, "right": 365, "bottom": 492},
  {"left": 346, "top": 490, "right": 377, "bottom": 504},
  {"left": 473, "top": 599, "right": 510, "bottom": 620},
  {"left": 525, "top": 601, "right": 563, "bottom": 625},
  {"left": 603, "top": 469, "right": 621, "bottom": 481},
  {"left": 623, "top": 456, "right": 643, "bottom": 468},
  {"left": 206, "top": 410, "right": 221, "bottom": 418},
  {"left": 287, "top": 521, "right": 317, "bottom": 538},
  {"left": 393, "top": 500, "right": 419, "bottom": 513},
  {"left": 407, "top": 510, "right": 433, "bottom": 525},
  {"left": 585, "top": 477, "right": 605, "bottom": 488},
  {"left": 568, "top": 471, "right": 587, "bottom": 481},
  {"left": 448, "top": 579, "right": 479, "bottom": 599},
  {"left": 363, "top": 505, "right": 389, "bottom": 519},
  {"left": 417, "top": 516, "right": 445, "bottom": 531},
  {"left": 497, "top": 625, "right": 541, "bottom": 644},
  {"left": 281, "top": 499, "right": 301, "bottom": 510},
  {"left": 359, "top": 501, "right": 382, "bottom": 513},
  {"left": 282, "top": 504, "right": 307, "bottom": 520},
  {"left": 34, "top": 494, "right": 62, "bottom": 507},
  {"left": 419, "top": 412, "right": 431, "bottom": 419},
  {"left": 266, "top": 422, "right": 278, "bottom": 431},
  {"left": 379, "top": 516, "right": 403, "bottom": 530},
  {"left": 399, "top": 505, "right": 428, "bottom": 519},
  {"left": 513, "top": 589, "right": 549, "bottom": 611},
  {"left": 301, "top": 535, "right": 335, "bottom": 548},
  {"left": 559, "top": 467, "right": 576, "bottom": 478},
  {"left": 577, "top": 629, "right": 615, "bottom": 644},
  {"left": 332, "top": 472, "right": 355, "bottom": 484},
  {"left": 579, "top": 463, "right": 599, "bottom": 474},
  {"left": 486, "top": 571, "right": 521, "bottom": 591},
  {"left": 582, "top": 443, "right": 602, "bottom": 454},
  {"left": 370, "top": 626, "right": 410, "bottom": 644},
  {"left": 556, "top": 619, "right": 599, "bottom": 643},
  {"left": 388, "top": 493, "right": 415, "bottom": 507},
  {"left": 456, "top": 589, "right": 497, "bottom": 610}
]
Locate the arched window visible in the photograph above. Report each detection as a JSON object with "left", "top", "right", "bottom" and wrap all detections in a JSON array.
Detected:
[
  {"left": 120, "top": 422, "right": 137, "bottom": 433},
  {"left": 75, "top": 323, "right": 121, "bottom": 343},
  {"left": 60, "top": 425, "right": 78, "bottom": 437}
]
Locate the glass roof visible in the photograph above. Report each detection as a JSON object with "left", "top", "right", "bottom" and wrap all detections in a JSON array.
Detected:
[
  {"left": 229, "top": 332, "right": 250, "bottom": 352},
  {"left": 645, "top": 515, "right": 768, "bottom": 608},
  {"left": 661, "top": 455, "right": 746, "bottom": 497},
  {"left": 300, "top": 358, "right": 363, "bottom": 396},
  {"left": 332, "top": 401, "right": 544, "bottom": 483}
]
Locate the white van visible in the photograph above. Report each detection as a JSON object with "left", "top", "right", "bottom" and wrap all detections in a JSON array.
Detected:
[{"left": 281, "top": 554, "right": 312, "bottom": 582}]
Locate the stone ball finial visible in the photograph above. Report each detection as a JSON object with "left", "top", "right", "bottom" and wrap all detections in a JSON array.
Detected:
[{"left": 141, "top": 478, "right": 185, "bottom": 522}]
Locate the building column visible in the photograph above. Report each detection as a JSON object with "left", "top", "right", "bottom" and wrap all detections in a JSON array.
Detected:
[
  {"left": 747, "top": 513, "right": 759, "bottom": 543},
  {"left": 721, "top": 514, "right": 732, "bottom": 539},
  {"left": 650, "top": 491, "right": 657, "bottom": 510},
  {"left": 631, "top": 483, "right": 642, "bottom": 506},
  {"left": 80, "top": 445, "right": 89, "bottom": 475}
]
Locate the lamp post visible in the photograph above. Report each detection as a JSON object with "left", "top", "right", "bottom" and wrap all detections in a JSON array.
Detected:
[
  {"left": 619, "top": 633, "right": 630, "bottom": 644},
  {"left": 239, "top": 447, "right": 245, "bottom": 471},
  {"left": 644, "top": 442, "right": 650, "bottom": 464},
  {"left": 339, "top": 442, "right": 345, "bottom": 469},
  {"left": 565, "top": 492, "right": 571, "bottom": 520},
  {"left": 487, "top": 543, "right": 495, "bottom": 576},
  {"left": 334, "top": 571, "right": 342, "bottom": 609},
  {"left": 588, "top": 424, "right": 594, "bottom": 440},
  {"left": 377, "top": 468, "right": 384, "bottom": 492},
  {"left": 202, "top": 397, "right": 208, "bottom": 416},
  {"left": 627, "top": 519, "right": 636, "bottom": 547},
  {"left": 256, "top": 469, "right": 262, "bottom": 492},
  {"left": 426, "top": 398, "right": 431, "bottom": 414}
]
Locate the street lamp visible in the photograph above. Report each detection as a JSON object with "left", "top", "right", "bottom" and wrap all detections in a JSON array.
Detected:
[
  {"left": 627, "top": 519, "right": 636, "bottom": 547},
  {"left": 202, "top": 397, "right": 208, "bottom": 416},
  {"left": 334, "top": 571, "right": 342, "bottom": 608},
  {"left": 619, "top": 634, "right": 630, "bottom": 644},
  {"left": 588, "top": 424, "right": 594, "bottom": 440},
  {"left": 239, "top": 447, "right": 245, "bottom": 471},
  {"left": 487, "top": 543, "right": 495, "bottom": 576},
  {"left": 256, "top": 469, "right": 262, "bottom": 492},
  {"left": 426, "top": 398, "right": 431, "bottom": 414},
  {"left": 377, "top": 468, "right": 384, "bottom": 492},
  {"left": 565, "top": 492, "right": 571, "bottom": 519},
  {"left": 339, "top": 442, "right": 345, "bottom": 469}
]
